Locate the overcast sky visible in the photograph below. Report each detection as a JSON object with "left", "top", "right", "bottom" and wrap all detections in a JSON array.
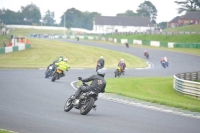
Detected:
[{"left": 0, "top": 0, "right": 184, "bottom": 23}]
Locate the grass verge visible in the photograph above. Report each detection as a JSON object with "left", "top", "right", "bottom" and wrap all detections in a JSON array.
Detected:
[
  {"left": 105, "top": 77, "right": 200, "bottom": 112},
  {"left": 0, "top": 38, "right": 147, "bottom": 69},
  {"left": 0, "top": 129, "right": 16, "bottom": 133}
]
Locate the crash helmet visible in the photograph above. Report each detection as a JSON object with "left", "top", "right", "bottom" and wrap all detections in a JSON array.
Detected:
[
  {"left": 64, "top": 58, "right": 68, "bottom": 62},
  {"left": 97, "top": 68, "right": 106, "bottom": 77}
]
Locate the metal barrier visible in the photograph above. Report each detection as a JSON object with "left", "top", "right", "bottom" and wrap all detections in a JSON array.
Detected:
[{"left": 173, "top": 71, "right": 200, "bottom": 98}]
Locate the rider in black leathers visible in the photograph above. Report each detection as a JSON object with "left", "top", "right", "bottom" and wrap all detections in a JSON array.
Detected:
[
  {"left": 96, "top": 56, "right": 105, "bottom": 71},
  {"left": 72, "top": 68, "right": 107, "bottom": 99}
]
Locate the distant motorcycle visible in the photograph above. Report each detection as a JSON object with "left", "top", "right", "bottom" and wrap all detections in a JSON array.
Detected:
[
  {"left": 125, "top": 43, "right": 129, "bottom": 48},
  {"left": 96, "top": 63, "right": 103, "bottom": 72},
  {"left": 114, "top": 67, "right": 122, "bottom": 77},
  {"left": 45, "top": 64, "right": 54, "bottom": 78},
  {"left": 144, "top": 52, "right": 149, "bottom": 59},
  {"left": 161, "top": 61, "right": 168, "bottom": 68},
  {"left": 64, "top": 80, "right": 98, "bottom": 115},
  {"left": 51, "top": 68, "right": 64, "bottom": 82}
]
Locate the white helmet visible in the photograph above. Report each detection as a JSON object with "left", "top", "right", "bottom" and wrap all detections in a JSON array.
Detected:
[{"left": 64, "top": 58, "right": 68, "bottom": 62}]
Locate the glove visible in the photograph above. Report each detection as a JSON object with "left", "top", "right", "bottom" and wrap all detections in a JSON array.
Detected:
[{"left": 78, "top": 77, "right": 82, "bottom": 80}]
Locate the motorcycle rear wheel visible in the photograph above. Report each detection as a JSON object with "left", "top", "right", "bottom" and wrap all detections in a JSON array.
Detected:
[
  {"left": 80, "top": 97, "right": 95, "bottom": 115},
  {"left": 64, "top": 98, "right": 73, "bottom": 112},
  {"left": 52, "top": 73, "right": 58, "bottom": 82}
]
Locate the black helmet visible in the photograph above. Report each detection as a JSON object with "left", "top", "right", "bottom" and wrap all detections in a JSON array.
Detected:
[{"left": 97, "top": 68, "right": 106, "bottom": 77}]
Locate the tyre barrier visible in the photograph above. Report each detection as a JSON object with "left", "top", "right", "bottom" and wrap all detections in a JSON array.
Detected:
[{"left": 174, "top": 71, "right": 200, "bottom": 98}]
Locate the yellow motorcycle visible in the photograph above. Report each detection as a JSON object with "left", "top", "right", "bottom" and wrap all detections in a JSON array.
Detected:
[
  {"left": 51, "top": 68, "right": 63, "bottom": 82},
  {"left": 114, "top": 67, "right": 122, "bottom": 77}
]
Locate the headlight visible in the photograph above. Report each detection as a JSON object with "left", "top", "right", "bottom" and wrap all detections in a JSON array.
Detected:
[{"left": 49, "top": 66, "right": 53, "bottom": 69}]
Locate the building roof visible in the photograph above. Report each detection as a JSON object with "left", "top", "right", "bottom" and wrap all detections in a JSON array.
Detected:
[
  {"left": 169, "top": 16, "right": 180, "bottom": 23},
  {"left": 94, "top": 16, "right": 154, "bottom": 27},
  {"left": 180, "top": 11, "right": 200, "bottom": 20}
]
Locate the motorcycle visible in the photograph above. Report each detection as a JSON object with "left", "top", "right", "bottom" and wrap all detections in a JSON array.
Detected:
[
  {"left": 125, "top": 43, "right": 129, "bottom": 48},
  {"left": 64, "top": 81, "right": 98, "bottom": 115},
  {"left": 51, "top": 68, "right": 64, "bottom": 82},
  {"left": 45, "top": 64, "right": 54, "bottom": 78},
  {"left": 114, "top": 67, "right": 122, "bottom": 77},
  {"left": 96, "top": 63, "right": 102, "bottom": 72},
  {"left": 144, "top": 52, "right": 149, "bottom": 59},
  {"left": 161, "top": 61, "right": 168, "bottom": 68}
]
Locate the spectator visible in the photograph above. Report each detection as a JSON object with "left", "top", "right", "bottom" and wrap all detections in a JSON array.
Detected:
[{"left": 3, "top": 40, "right": 6, "bottom": 47}]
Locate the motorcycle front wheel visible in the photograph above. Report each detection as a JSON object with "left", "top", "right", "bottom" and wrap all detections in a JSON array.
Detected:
[
  {"left": 80, "top": 97, "right": 95, "bottom": 115},
  {"left": 64, "top": 98, "right": 73, "bottom": 112},
  {"left": 114, "top": 70, "right": 118, "bottom": 77}
]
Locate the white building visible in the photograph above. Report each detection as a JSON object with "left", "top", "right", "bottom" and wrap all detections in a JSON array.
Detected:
[{"left": 93, "top": 16, "right": 155, "bottom": 33}]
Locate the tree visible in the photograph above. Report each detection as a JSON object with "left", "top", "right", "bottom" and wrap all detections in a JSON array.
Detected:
[
  {"left": 157, "top": 22, "right": 167, "bottom": 29},
  {"left": 136, "top": 1, "right": 157, "bottom": 22},
  {"left": 82, "top": 11, "right": 101, "bottom": 30},
  {"left": 20, "top": 3, "right": 41, "bottom": 25},
  {"left": 0, "top": 9, "right": 22, "bottom": 24},
  {"left": 175, "top": 0, "right": 200, "bottom": 14},
  {"left": 60, "top": 8, "right": 101, "bottom": 30},
  {"left": 116, "top": 10, "right": 138, "bottom": 17},
  {"left": 42, "top": 10, "right": 55, "bottom": 26}
]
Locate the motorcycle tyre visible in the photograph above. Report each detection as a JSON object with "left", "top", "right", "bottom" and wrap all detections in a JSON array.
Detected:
[
  {"left": 45, "top": 70, "right": 50, "bottom": 78},
  {"left": 64, "top": 98, "right": 73, "bottom": 112},
  {"left": 52, "top": 73, "right": 58, "bottom": 82},
  {"left": 114, "top": 70, "right": 118, "bottom": 77},
  {"left": 80, "top": 97, "right": 95, "bottom": 115}
]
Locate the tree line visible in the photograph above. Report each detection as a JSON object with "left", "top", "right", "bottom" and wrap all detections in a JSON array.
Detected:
[{"left": 0, "top": 0, "right": 200, "bottom": 30}]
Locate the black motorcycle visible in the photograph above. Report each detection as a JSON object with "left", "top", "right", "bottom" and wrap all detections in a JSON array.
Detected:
[
  {"left": 144, "top": 53, "right": 149, "bottom": 59},
  {"left": 96, "top": 63, "right": 102, "bottom": 72},
  {"left": 45, "top": 64, "right": 54, "bottom": 78},
  {"left": 125, "top": 43, "right": 129, "bottom": 48},
  {"left": 114, "top": 67, "right": 122, "bottom": 77},
  {"left": 161, "top": 61, "right": 168, "bottom": 68},
  {"left": 64, "top": 81, "right": 98, "bottom": 115}
]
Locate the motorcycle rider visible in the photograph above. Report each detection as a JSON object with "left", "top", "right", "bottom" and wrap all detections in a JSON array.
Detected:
[
  {"left": 71, "top": 68, "right": 107, "bottom": 101},
  {"left": 164, "top": 56, "right": 169, "bottom": 67},
  {"left": 144, "top": 50, "right": 149, "bottom": 57},
  {"left": 96, "top": 56, "right": 105, "bottom": 72},
  {"left": 54, "top": 58, "right": 70, "bottom": 79},
  {"left": 118, "top": 59, "right": 126, "bottom": 73},
  {"left": 160, "top": 57, "right": 166, "bottom": 68},
  {"left": 46, "top": 56, "right": 64, "bottom": 72}
]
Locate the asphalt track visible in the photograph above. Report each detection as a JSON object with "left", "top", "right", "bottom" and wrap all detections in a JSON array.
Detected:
[{"left": 0, "top": 39, "right": 200, "bottom": 133}]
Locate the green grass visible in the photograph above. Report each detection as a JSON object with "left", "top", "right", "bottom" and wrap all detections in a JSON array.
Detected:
[
  {"left": 104, "top": 34, "right": 200, "bottom": 43},
  {"left": 10, "top": 28, "right": 69, "bottom": 37},
  {"left": 89, "top": 39, "right": 200, "bottom": 56},
  {"left": 164, "top": 24, "right": 200, "bottom": 32},
  {"left": 103, "top": 25, "right": 200, "bottom": 43},
  {"left": 105, "top": 77, "right": 200, "bottom": 112},
  {"left": 0, "top": 129, "right": 15, "bottom": 133},
  {"left": 0, "top": 38, "right": 147, "bottom": 69},
  {"left": 0, "top": 34, "right": 10, "bottom": 48}
]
